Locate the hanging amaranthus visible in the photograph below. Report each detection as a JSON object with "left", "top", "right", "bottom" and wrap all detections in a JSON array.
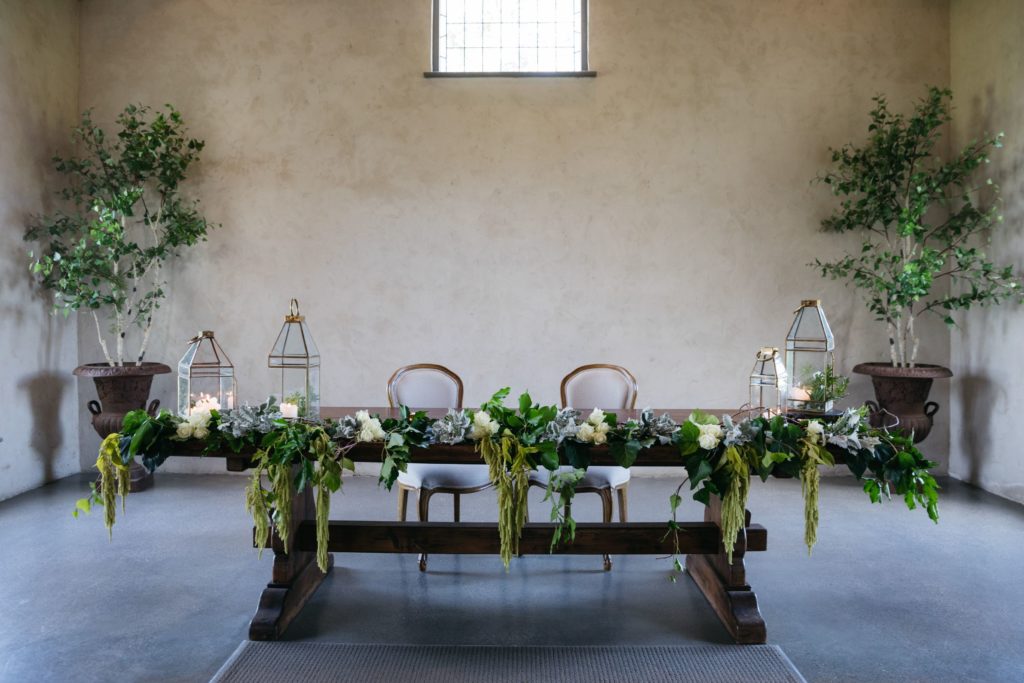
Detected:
[
  {"left": 311, "top": 430, "right": 338, "bottom": 573},
  {"left": 479, "top": 432, "right": 532, "bottom": 569},
  {"left": 246, "top": 467, "right": 271, "bottom": 558},
  {"left": 268, "top": 462, "right": 293, "bottom": 554},
  {"left": 801, "top": 455, "right": 820, "bottom": 554},
  {"left": 719, "top": 446, "right": 751, "bottom": 565},
  {"left": 95, "top": 433, "right": 130, "bottom": 537},
  {"left": 800, "top": 435, "right": 831, "bottom": 555}
]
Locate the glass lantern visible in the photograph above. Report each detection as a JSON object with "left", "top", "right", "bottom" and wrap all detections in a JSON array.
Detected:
[
  {"left": 177, "top": 331, "right": 236, "bottom": 417},
  {"left": 749, "top": 347, "right": 787, "bottom": 416},
  {"left": 785, "top": 299, "right": 836, "bottom": 414},
  {"left": 268, "top": 299, "right": 320, "bottom": 419}
]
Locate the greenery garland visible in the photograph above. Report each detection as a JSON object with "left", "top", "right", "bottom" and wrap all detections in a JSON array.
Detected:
[{"left": 76, "top": 390, "right": 941, "bottom": 572}]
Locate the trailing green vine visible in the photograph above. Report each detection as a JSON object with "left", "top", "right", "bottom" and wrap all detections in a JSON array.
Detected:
[
  {"left": 544, "top": 468, "right": 585, "bottom": 551},
  {"left": 78, "top": 394, "right": 941, "bottom": 573}
]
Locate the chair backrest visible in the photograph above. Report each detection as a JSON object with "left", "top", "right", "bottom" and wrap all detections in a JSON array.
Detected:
[
  {"left": 387, "top": 364, "right": 463, "bottom": 410},
  {"left": 561, "top": 364, "right": 638, "bottom": 410}
]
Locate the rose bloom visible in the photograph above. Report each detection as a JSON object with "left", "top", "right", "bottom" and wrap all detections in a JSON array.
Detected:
[
  {"left": 806, "top": 420, "right": 825, "bottom": 444},
  {"left": 588, "top": 408, "right": 606, "bottom": 426},
  {"left": 175, "top": 422, "right": 193, "bottom": 440},
  {"left": 577, "top": 422, "right": 596, "bottom": 443}
]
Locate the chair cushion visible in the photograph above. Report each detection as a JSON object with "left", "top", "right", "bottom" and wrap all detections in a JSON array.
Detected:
[
  {"left": 398, "top": 463, "right": 493, "bottom": 491},
  {"left": 529, "top": 465, "right": 631, "bottom": 489}
]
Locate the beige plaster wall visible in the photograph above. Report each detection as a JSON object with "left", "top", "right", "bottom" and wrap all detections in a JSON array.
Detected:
[
  {"left": 0, "top": 0, "right": 81, "bottom": 500},
  {"left": 950, "top": 0, "right": 1024, "bottom": 503},
  {"left": 77, "top": 0, "right": 951, "bottom": 474}
]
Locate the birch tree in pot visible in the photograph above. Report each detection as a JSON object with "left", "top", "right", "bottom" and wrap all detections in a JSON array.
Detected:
[
  {"left": 815, "top": 87, "right": 1022, "bottom": 443},
  {"left": 26, "top": 105, "right": 216, "bottom": 490}
]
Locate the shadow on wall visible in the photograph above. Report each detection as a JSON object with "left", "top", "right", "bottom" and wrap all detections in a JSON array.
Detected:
[
  {"left": 957, "top": 373, "right": 1001, "bottom": 485},
  {"left": 17, "top": 371, "right": 68, "bottom": 483}
]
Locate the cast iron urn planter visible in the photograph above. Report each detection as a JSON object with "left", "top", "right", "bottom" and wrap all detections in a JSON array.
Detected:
[
  {"left": 852, "top": 363, "right": 953, "bottom": 444},
  {"left": 73, "top": 362, "right": 171, "bottom": 491}
]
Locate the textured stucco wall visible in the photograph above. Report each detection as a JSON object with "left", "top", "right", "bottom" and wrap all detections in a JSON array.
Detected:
[
  {"left": 0, "top": 0, "right": 81, "bottom": 500},
  {"left": 950, "top": 0, "right": 1024, "bottom": 503},
  {"left": 76, "top": 0, "right": 951, "bottom": 474}
]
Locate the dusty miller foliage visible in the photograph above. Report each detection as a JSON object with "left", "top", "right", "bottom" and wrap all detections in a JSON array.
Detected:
[
  {"left": 429, "top": 409, "right": 472, "bottom": 445},
  {"left": 331, "top": 415, "right": 361, "bottom": 441},
  {"left": 722, "top": 414, "right": 761, "bottom": 447},
  {"left": 631, "top": 409, "right": 680, "bottom": 444},
  {"left": 543, "top": 408, "right": 582, "bottom": 445},
  {"left": 218, "top": 399, "right": 283, "bottom": 438}
]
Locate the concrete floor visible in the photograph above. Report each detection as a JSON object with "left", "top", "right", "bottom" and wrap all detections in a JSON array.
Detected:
[{"left": 0, "top": 472, "right": 1021, "bottom": 683}]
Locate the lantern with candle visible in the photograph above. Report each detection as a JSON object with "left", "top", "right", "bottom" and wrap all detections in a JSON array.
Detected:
[
  {"left": 177, "top": 331, "right": 236, "bottom": 417},
  {"left": 749, "top": 346, "right": 787, "bottom": 416},
  {"left": 785, "top": 299, "right": 836, "bottom": 414},
  {"left": 268, "top": 299, "right": 320, "bottom": 419}
]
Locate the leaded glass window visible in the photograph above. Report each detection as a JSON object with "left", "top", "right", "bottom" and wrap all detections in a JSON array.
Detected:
[{"left": 432, "top": 0, "right": 590, "bottom": 75}]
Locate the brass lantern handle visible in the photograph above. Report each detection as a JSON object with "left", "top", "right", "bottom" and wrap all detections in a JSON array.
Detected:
[{"left": 286, "top": 299, "right": 304, "bottom": 322}]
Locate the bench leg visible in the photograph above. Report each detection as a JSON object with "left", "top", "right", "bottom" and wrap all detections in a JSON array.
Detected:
[
  {"left": 685, "top": 495, "right": 767, "bottom": 644},
  {"left": 249, "top": 465, "right": 332, "bottom": 640}
]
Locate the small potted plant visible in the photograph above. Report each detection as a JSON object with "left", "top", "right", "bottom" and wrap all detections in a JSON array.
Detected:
[
  {"left": 26, "top": 104, "right": 216, "bottom": 488},
  {"left": 814, "top": 87, "right": 1021, "bottom": 442}
]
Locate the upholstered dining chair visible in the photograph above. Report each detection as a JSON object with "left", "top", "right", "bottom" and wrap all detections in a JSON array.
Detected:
[
  {"left": 529, "top": 363, "right": 638, "bottom": 571},
  {"left": 389, "top": 364, "right": 492, "bottom": 571}
]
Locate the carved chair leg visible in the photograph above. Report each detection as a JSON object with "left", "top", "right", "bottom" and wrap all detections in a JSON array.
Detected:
[
  {"left": 397, "top": 485, "right": 410, "bottom": 522},
  {"left": 616, "top": 485, "right": 628, "bottom": 523},
  {"left": 417, "top": 489, "right": 432, "bottom": 572},
  {"left": 599, "top": 488, "right": 613, "bottom": 571}
]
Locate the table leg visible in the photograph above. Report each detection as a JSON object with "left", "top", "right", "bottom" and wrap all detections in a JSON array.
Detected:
[
  {"left": 249, "top": 466, "right": 333, "bottom": 640},
  {"left": 685, "top": 495, "right": 767, "bottom": 644}
]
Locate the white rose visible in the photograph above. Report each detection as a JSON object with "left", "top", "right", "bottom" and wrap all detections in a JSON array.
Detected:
[
  {"left": 698, "top": 433, "right": 719, "bottom": 450},
  {"left": 470, "top": 411, "right": 499, "bottom": 440},
  {"left": 577, "top": 422, "right": 596, "bottom": 443},
  {"left": 806, "top": 420, "right": 825, "bottom": 444},
  {"left": 592, "top": 429, "right": 608, "bottom": 445},
  {"left": 697, "top": 423, "right": 723, "bottom": 450},
  {"left": 367, "top": 418, "right": 386, "bottom": 441},
  {"left": 588, "top": 408, "right": 606, "bottom": 427},
  {"left": 358, "top": 425, "right": 376, "bottom": 443},
  {"left": 193, "top": 426, "right": 210, "bottom": 440},
  {"left": 355, "top": 410, "right": 370, "bottom": 425},
  {"left": 595, "top": 422, "right": 610, "bottom": 435},
  {"left": 188, "top": 409, "right": 211, "bottom": 429},
  {"left": 175, "top": 422, "right": 193, "bottom": 440}
]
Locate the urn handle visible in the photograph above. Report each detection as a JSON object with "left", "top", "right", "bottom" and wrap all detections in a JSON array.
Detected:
[
  {"left": 87, "top": 400, "right": 102, "bottom": 416},
  {"left": 146, "top": 399, "right": 161, "bottom": 417},
  {"left": 924, "top": 401, "right": 940, "bottom": 419}
]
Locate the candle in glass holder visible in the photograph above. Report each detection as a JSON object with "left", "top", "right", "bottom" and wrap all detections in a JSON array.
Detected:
[
  {"left": 280, "top": 402, "right": 299, "bottom": 419},
  {"left": 789, "top": 387, "right": 812, "bottom": 402}
]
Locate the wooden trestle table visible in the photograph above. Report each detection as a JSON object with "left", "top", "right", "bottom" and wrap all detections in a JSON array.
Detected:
[{"left": 200, "top": 407, "right": 768, "bottom": 644}]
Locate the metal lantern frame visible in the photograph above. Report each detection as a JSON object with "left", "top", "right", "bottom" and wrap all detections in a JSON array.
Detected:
[
  {"left": 749, "top": 346, "right": 787, "bottom": 416},
  {"left": 177, "top": 330, "right": 236, "bottom": 417},
  {"left": 785, "top": 299, "right": 836, "bottom": 414},
  {"left": 268, "top": 298, "right": 321, "bottom": 419}
]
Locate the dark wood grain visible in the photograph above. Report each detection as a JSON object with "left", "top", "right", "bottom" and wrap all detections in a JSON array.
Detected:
[
  {"left": 685, "top": 497, "right": 768, "bottom": 644},
  {"left": 260, "top": 520, "right": 768, "bottom": 556},
  {"left": 248, "top": 464, "right": 331, "bottom": 641}
]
